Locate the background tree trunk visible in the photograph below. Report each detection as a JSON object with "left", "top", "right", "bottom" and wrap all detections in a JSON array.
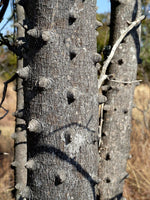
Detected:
[
  {"left": 99, "top": 0, "right": 141, "bottom": 199},
  {"left": 21, "top": 0, "right": 99, "bottom": 199},
  {"left": 14, "top": 3, "right": 27, "bottom": 200}
]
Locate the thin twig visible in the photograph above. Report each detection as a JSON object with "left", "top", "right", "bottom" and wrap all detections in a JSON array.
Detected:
[
  {"left": 109, "top": 79, "right": 142, "bottom": 84},
  {"left": 98, "top": 15, "right": 145, "bottom": 89}
]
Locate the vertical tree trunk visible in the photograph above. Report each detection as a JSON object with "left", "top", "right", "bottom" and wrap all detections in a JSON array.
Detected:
[
  {"left": 99, "top": 0, "right": 141, "bottom": 199},
  {"left": 14, "top": 3, "right": 27, "bottom": 200},
  {"left": 20, "top": 0, "right": 99, "bottom": 199}
]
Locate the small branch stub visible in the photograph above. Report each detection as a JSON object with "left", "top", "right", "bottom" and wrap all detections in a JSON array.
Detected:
[{"left": 28, "top": 119, "right": 42, "bottom": 133}]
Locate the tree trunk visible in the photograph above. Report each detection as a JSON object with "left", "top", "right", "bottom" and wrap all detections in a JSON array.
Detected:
[
  {"left": 19, "top": 0, "right": 99, "bottom": 199},
  {"left": 14, "top": 3, "right": 27, "bottom": 200},
  {"left": 99, "top": 0, "right": 141, "bottom": 199}
]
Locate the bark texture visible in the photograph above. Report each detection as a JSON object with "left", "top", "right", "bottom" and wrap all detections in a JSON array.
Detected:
[
  {"left": 14, "top": 3, "right": 27, "bottom": 200},
  {"left": 99, "top": 0, "right": 141, "bottom": 199},
  {"left": 21, "top": 0, "right": 99, "bottom": 199}
]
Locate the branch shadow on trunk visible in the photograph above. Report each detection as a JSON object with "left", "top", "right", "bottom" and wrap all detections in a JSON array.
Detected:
[
  {"left": 48, "top": 121, "right": 96, "bottom": 135},
  {"left": 34, "top": 145, "right": 98, "bottom": 200},
  {"left": 27, "top": 116, "right": 99, "bottom": 199}
]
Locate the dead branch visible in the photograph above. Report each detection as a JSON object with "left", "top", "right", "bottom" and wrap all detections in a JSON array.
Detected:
[
  {"left": 0, "top": 34, "right": 23, "bottom": 57},
  {"left": 0, "top": 0, "right": 9, "bottom": 22},
  {"left": 109, "top": 79, "right": 142, "bottom": 84},
  {"left": 98, "top": 15, "right": 145, "bottom": 89}
]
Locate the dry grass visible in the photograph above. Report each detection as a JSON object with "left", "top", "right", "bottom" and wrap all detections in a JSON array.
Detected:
[
  {"left": 0, "top": 135, "right": 14, "bottom": 200},
  {"left": 124, "top": 84, "right": 150, "bottom": 200},
  {"left": 0, "top": 80, "right": 16, "bottom": 200},
  {"left": 0, "top": 80, "right": 16, "bottom": 128}
]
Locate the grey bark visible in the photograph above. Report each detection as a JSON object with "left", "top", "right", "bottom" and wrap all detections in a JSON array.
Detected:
[
  {"left": 14, "top": 3, "right": 27, "bottom": 200},
  {"left": 99, "top": 0, "right": 141, "bottom": 199},
  {"left": 19, "top": 0, "right": 99, "bottom": 199}
]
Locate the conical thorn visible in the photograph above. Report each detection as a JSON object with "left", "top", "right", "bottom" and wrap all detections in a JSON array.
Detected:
[
  {"left": 27, "top": 28, "right": 41, "bottom": 38},
  {"left": 17, "top": 66, "right": 30, "bottom": 79},
  {"left": 98, "top": 94, "right": 107, "bottom": 104},
  {"left": 95, "top": 20, "right": 103, "bottom": 29},
  {"left": 38, "top": 77, "right": 53, "bottom": 89},
  {"left": 11, "top": 161, "right": 18, "bottom": 168},
  {"left": 28, "top": 119, "right": 42, "bottom": 133},
  {"left": 92, "top": 53, "right": 102, "bottom": 64},
  {"left": 25, "top": 159, "right": 36, "bottom": 170}
]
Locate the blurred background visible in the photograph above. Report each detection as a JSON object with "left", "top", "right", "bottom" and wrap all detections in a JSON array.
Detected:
[{"left": 0, "top": 0, "right": 150, "bottom": 199}]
